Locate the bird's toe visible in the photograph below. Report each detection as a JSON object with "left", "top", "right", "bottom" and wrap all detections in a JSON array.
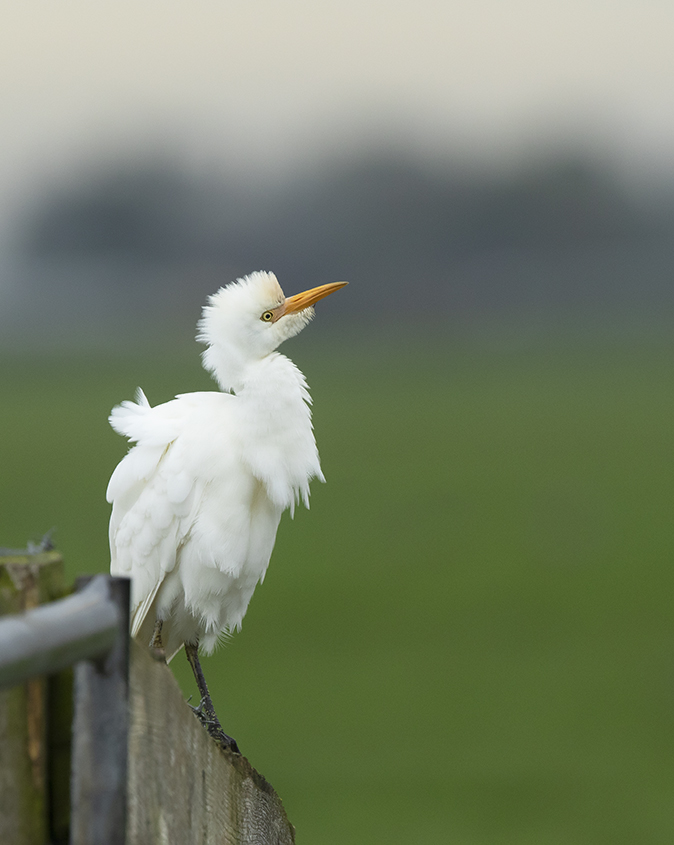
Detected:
[{"left": 214, "top": 731, "right": 240, "bottom": 754}]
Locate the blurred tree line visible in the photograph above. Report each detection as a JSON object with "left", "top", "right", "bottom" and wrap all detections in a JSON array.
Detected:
[{"left": 12, "top": 149, "right": 674, "bottom": 339}]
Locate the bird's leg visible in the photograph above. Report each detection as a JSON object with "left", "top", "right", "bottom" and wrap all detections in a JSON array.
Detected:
[
  {"left": 184, "top": 641, "right": 240, "bottom": 753},
  {"left": 149, "top": 619, "right": 166, "bottom": 662}
]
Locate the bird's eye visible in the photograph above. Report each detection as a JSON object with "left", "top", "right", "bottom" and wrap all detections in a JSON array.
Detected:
[{"left": 261, "top": 310, "right": 274, "bottom": 322}]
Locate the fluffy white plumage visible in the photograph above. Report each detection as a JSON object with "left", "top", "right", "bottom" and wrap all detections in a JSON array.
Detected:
[{"left": 107, "top": 271, "right": 345, "bottom": 660}]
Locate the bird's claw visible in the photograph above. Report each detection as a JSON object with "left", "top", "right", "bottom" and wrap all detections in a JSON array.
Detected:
[
  {"left": 214, "top": 731, "right": 241, "bottom": 754},
  {"left": 188, "top": 696, "right": 240, "bottom": 753},
  {"left": 188, "top": 696, "right": 210, "bottom": 722}
]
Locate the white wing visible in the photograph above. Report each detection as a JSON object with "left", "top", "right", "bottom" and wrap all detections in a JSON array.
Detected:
[{"left": 107, "top": 389, "right": 208, "bottom": 638}]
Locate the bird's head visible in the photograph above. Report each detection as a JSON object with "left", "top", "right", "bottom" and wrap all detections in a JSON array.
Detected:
[{"left": 198, "top": 271, "right": 347, "bottom": 390}]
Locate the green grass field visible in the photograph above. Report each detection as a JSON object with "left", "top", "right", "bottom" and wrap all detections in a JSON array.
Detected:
[{"left": 2, "top": 330, "right": 674, "bottom": 843}]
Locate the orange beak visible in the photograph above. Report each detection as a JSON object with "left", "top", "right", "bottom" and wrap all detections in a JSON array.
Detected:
[{"left": 283, "top": 281, "right": 348, "bottom": 315}]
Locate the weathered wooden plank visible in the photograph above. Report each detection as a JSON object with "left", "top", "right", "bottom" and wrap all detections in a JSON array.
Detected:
[
  {"left": 0, "top": 551, "right": 65, "bottom": 845},
  {"left": 127, "top": 640, "right": 296, "bottom": 845},
  {"left": 70, "top": 576, "right": 130, "bottom": 845}
]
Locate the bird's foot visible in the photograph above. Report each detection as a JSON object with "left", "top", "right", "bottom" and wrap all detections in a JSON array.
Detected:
[
  {"left": 188, "top": 695, "right": 213, "bottom": 724},
  {"left": 212, "top": 728, "right": 241, "bottom": 754},
  {"left": 189, "top": 696, "right": 240, "bottom": 754}
]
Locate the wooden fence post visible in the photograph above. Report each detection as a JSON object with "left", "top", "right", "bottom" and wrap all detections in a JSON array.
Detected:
[
  {"left": 70, "top": 575, "right": 130, "bottom": 845},
  {"left": 0, "top": 556, "right": 295, "bottom": 844},
  {"left": 0, "top": 550, "right": 67, "bottom": 845}
]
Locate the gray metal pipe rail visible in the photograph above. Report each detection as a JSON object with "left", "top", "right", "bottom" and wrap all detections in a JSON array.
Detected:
[{"left": 0, "top": 575, "right": 120, "bottom": 689}]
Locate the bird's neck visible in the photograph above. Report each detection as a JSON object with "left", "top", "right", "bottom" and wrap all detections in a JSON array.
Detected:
[
  {"left": 205, "top": 343, "right": 310, "bottom": 410},
  {"left": 202, "top": 337, "right": 250, "bottom": 394}
]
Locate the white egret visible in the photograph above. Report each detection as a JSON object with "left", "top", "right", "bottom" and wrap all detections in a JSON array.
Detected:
[{"left": 107, "top": 271, "right": 347, "bottom": 751}]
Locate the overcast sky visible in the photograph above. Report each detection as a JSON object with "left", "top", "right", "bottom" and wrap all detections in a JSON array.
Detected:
[{"left": 1, "top": 0, "right": 674, "bottom": 227}]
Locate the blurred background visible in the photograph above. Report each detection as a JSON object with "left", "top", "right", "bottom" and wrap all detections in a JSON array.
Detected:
[{"left": 2, "top": 2, "right": 674, "bottom": 841}]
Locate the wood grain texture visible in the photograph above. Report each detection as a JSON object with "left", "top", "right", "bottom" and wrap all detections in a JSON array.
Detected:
[
  {"left": 127, "top": 640, "right": 295, "bottom": 845},
  {"left": 0, "top": 552, "right": 65, "bottom": 845}
]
